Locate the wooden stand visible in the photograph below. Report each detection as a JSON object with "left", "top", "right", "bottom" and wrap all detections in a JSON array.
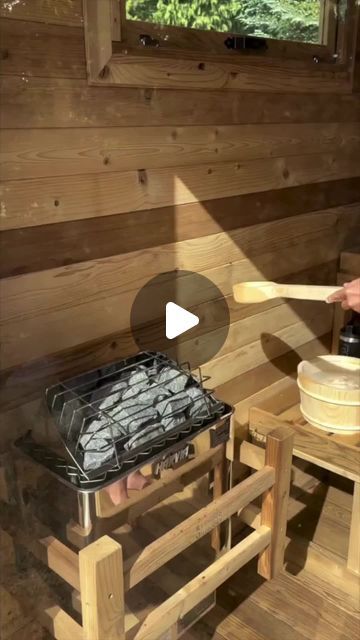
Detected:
[
  {"left": 249, "top": 381, "right": 360, "bottom": 577},
  {"left": 3, "top": 427, "right": 293, "bottom": 640}
]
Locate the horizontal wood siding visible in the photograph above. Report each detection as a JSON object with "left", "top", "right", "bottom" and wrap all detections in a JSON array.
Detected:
[
  {"left": 2, "top": 152, "right": 360, "bottom": 230},
  {"left": 105, "top": 53, "right": 351, "bottom": 93},
  {"left": 1, "top": 179, "right": 359, "bottom": 278},
  {"left": 0, "top": 0, "right": 83, "bottom": 26},
  {"left": 2, "top": 78, "right": 360, "bottom": 129},
  {"left": 2, "top": 123, "right": 359, "bottom": 180},
  {"left": 0, "top": 5, "right": 359, "bottom": 429}
]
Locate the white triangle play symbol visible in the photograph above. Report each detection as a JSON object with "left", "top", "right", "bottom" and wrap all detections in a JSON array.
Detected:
[{"left": 166, "top": 302, "right": 199, "bottom": 340}]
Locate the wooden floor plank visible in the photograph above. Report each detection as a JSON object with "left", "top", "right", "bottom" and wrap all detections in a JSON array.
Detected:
[
  {"left": 214, "top": 612, "right": 270, "bottom": 640},
  {"left": 223, "top": 564, "right": 359, "bottom": 640},
  {"left": 223, "top": 604, "right": 306, "bottom": 640},
  {"left": 289, "top": 566, "right": 360, "bottom": 618}
]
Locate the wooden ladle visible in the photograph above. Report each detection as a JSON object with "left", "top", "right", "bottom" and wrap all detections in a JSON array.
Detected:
[{"left": 233, "top": 281, "right": 341, "bottom": 304}]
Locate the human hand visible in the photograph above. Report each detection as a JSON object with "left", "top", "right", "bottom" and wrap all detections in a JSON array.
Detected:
[{"left": 327, "top": 278, "right": 360, "bottom": 313}]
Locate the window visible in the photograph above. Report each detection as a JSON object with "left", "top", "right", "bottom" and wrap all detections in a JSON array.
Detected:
[
  {"left": 126, "top": 0, "right": 324, "bottom": 45},
  {"left": 83, "top": 0, "right": 356, "bottom": 91},
  {"left": 120, "top": 1, "right": 353, "bottom": 64}
]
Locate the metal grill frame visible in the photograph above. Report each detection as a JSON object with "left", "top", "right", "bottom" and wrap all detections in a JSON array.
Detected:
[{"left": 15, "top": 352, "right": 232, "bottom": 489}]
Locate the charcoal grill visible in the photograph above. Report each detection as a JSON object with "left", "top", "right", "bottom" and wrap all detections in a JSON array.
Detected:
[{"left": 13, "top": 351, "right": 233, "bottom": 542}]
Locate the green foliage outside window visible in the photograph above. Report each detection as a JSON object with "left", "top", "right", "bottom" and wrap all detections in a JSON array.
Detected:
[{"left": 126, "top": 0, "right": 321, "bottom": 44}]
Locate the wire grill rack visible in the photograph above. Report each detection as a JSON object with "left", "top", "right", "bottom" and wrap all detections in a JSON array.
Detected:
[{"left": 17, "top": 352, "right": 230, "bottom": 488}]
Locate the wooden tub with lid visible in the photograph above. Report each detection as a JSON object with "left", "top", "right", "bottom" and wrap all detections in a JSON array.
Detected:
[{"left": 297, "top": 355, "right": 360, "bottom": 433}]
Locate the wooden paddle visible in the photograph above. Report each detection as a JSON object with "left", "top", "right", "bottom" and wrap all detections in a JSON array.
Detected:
[{"left": 233, "top": 281, "right": 341, "bottom": 304}]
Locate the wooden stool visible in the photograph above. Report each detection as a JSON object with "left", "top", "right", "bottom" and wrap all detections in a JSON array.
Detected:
[
  {"left": 1, "top": 426, "right": 294, "bottom": 640},
  {"left": 249, "top": 382, "right": 360, "bottom": 577}
]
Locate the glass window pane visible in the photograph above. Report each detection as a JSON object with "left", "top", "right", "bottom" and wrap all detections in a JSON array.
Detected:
[{"left": 126, "top": 1, "right": 324, "bottom": 45}]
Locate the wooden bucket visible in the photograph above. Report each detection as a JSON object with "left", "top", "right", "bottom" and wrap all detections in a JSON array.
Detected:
[{"left": 297, "top": 355, "right": 360, "bottom": 433}]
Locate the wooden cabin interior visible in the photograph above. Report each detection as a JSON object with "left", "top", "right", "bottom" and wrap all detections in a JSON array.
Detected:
[{"left": 0, "top": 1, "right": 359, "bottom": 639}]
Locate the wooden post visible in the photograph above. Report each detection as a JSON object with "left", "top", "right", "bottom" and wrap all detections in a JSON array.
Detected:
[
  {"left": 83, "top": 0, "right": 113, "bottom": 80},
  {"left": 258, "top": 426, "right": 293, "bottom": 580},
  {"left": 111, "top": 0, "right": 122, "bottom": 41},
  {"left": 347, "top": 481, "right": 360, "bottom": 575},
  {"left": 211, "top": 443, "right": 227, "bottom": 554},
  {"left": 79, "top": 535, "right": 125, "bottom": 640}
]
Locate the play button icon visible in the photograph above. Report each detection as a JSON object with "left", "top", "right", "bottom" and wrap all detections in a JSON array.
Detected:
[
  {"left": 130, "top": 270, "right": 230, "bottom": 367},
  {"left": 166, "top": 302, "right": 199, "bottom": 340}
]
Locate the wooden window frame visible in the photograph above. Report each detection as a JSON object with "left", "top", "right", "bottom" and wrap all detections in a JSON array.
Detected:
[{"left": 83, "top": 0, "right": 358, "bottom": 91}]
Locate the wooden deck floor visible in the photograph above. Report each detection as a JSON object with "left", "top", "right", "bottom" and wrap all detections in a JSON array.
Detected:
[
  {"left": 186, "top": 561, "right": 359, "bottom": 640},
  {"left": 1, "top": 462, "right": 359, "bottom": 640},
  {"left": 186, "top": 461, "right": 360, "bottom": 640}
]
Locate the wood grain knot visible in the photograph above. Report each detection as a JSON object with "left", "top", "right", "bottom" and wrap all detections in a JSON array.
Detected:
[
  {"left": 143, "top": 88, "right": 153, "bottom": 102},
  {"left": 138, "top": 169, "right": 147, "bottom": 185},
  {"left": 283, "top": 168, "right": 290, "bottom": 180},
  {"left": 99, "top": 65, "right": 110, "bottom": 80}
]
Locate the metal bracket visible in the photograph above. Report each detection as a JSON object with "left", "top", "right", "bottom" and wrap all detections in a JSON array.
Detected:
[
  {"left": 139, "top": 33, "right": 160, "bottom": 48},
  {"left": 224, "top": 36, "right": 268, "bottom": 52}
]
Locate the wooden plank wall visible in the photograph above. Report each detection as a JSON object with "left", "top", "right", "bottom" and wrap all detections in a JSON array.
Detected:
[{"left": 0, "top": 1, "right": 360, "bottom": 442}]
